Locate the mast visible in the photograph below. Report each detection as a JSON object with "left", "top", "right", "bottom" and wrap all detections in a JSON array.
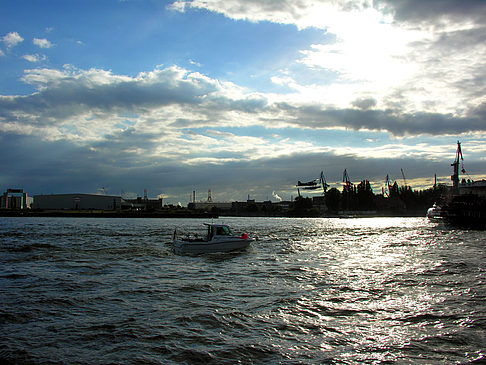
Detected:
[
  {"left": 451, "top": 141, "right": 463, "bottom": 192},
  {"left": 386, "top": 174, "right": 391, "bottom": 197}
]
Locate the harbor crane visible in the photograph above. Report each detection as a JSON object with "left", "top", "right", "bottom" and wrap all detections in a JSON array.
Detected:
[
  {"left": 320, "top": 171, "right": 329, "bottom": 194},
  {"left": 451, "top": 140, "right": 463, "bottom": 190},
  {"left": 342, "top": 169, "right": 354, "bottom": 211},
  {"left": 342, "top": 169, "right": 351, "bottom": 186},
  {"left": 401, "top": 168, "right": 407, "bottom": 188},
  {"left": 383, "top": 174, "right": 391, "bottom": 197},
  {"left": 342, "top": 169, "right": 354, "bottom": 194}
]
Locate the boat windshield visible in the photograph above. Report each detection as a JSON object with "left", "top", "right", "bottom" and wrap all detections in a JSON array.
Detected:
[
  {"left": 208, "top": 225, "right": 232, "bottom": 239},
  {"left": 215, "top": 226, "right": 232, "bottom": 236}
]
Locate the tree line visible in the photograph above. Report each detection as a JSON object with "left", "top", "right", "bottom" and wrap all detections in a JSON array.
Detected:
[{"left": 291, "top": 180, "right": 448, "bottom": 216}]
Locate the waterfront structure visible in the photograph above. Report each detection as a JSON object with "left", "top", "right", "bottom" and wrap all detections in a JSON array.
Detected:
[
  {"left": 123, "top": 196, "right": 164, "bottom": 210},
  {"left": 33, "top": 193, "right": 123, "bottom": 211},
  {"left": 429, "top": 141, "right": 486, "bottom": 229},
  {"left": 188, "top": 189, "right": 232, "bottom": 212},
  {"left": 188, "top": 201, "right": 233, "bottom": 211},
  {"left": 1, "top": 189, "right": 31, "bottom": 209}
]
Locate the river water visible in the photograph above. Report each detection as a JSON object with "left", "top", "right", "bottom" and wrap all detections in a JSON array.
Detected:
[{"left": 1, "top": 217, "right": 485, "bottom": 364}]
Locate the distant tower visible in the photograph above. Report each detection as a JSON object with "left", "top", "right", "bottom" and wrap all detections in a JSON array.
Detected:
[
  {"left": 144, "top": 189, "right": 148, "bottom": 200},
  {"left": 207, "top": 189, "right": 212, "bottom": 202}
]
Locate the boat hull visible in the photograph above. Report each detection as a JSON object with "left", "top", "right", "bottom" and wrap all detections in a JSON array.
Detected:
[
  {"left": 173, "top": 237, "right": 252, "bottom": 255},
  {"left": 441, "top": 194, "right": 486, "bottom": 229}
]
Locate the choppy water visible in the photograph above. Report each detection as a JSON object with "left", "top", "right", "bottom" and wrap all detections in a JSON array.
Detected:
[{"left": 1, "top": 217, "right": 485, "bottom": 364}]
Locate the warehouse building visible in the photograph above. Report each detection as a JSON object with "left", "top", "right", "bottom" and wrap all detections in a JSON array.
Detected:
[
  {"left": 1, "top": 189, "right": 32, "bottom": 209},
  {"left": 33, "top": 194, "right": 123, "bottom": 211},
  {"left": 188, "top": 201, "right": 233, "bottom": 211}
]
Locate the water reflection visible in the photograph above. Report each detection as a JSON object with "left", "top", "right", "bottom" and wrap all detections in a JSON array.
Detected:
[
  {"left": 245, "top": 217, "right": 479, "bottom": 362},
  {"left": 1, "top": 217, "right": 483, "bottom": 363}
]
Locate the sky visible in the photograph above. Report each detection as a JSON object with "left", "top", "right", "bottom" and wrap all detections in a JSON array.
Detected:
[{"left": 1, "top": 0, "right": 486, "bottom": 204}]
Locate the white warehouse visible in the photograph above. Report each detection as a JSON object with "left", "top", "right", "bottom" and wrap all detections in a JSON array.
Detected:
[{"left": 33, "top": 194, "right": 123, "bottom": 211}]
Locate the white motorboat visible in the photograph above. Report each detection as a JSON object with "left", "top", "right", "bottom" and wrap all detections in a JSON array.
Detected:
[
  {"left": 173, "top": 223, "right": 252, "bottom": 255},
  {"left": 426, "top": 202, "right": 442, "bottom": 222}
]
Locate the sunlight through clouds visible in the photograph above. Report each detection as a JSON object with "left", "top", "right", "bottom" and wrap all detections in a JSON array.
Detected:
[
  {"left": 171, "top": 0, "right": 486, "bottom": 116},
  {"left": 2, "top": 1, "right": 486, "bottom": 201},
  {"left": 298, "top": 19, "right": 422, "bottom": 107}
]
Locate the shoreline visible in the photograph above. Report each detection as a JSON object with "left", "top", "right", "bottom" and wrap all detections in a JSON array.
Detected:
[
  {"left": 0, "top": 210, "right": 218, "bottom": 218},
  {"left": 0, "top": 209, "right": 425, "bottom": 219}
]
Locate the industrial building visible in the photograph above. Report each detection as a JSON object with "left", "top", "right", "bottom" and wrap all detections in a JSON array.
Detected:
[
  {"left": 33, "top": 193, "right": 123, "bottom": 211},
  {"left": 187, "top": 190, "right": 232, "bottom": 211},
  {"left": 1, "top": 189, "right": 32, "bottom": 209},
  {"left": 123, "top": 196, "right": 164, "bottom": 211},
  {"left": 188, "top": 201, "right": 233, "bottom": 211}
]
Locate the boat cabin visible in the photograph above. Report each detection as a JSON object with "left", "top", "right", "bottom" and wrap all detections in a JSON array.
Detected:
[{"left": 205, "top": 223, "right": 233, "bottom": 240}]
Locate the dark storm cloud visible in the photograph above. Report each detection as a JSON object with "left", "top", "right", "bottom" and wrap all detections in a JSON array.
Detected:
[
  {"left": 177, "top": 149, "right": 453, "bottom": 201},
  {"left": 0, "top": 66, "right": 268, "bottom": 133},
  {"left": 0, "top": 125, "right": 475, "bottom": 203},
  {"left": 273, "top": 103, "right": 486, "bottom": 136},
  {"left": 1, "top": 64, "right": 485, "bottom": 147},
  {"left": 0, "top": 133, "right": 99, "bottom": 193},
  {"left": 0, "top": 67, "right": 218, "bottom": 124},
  {"left": 351, "top": 97, "right": 377, "bottom": 110},
  {"left": 377, "top": 0, "right": 486, "bottom": 25},
  {"left": 0, "top": 131, "right": 183, "bottom": 196}
]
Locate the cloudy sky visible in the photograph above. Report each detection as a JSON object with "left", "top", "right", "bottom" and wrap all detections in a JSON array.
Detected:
[{"left": 1, "top": 0, "right": 486, "bottom": 204}]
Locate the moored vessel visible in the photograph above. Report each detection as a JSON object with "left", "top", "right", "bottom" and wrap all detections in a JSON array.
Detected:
[{"left": 432, "top": 141, "right": 486, "bottom": 229}]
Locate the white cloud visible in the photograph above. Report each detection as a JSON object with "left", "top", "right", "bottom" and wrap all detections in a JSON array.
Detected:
[
  {"left": 22, "top": 54, "right": 47, "bottom": 63},
  {"left": 189, "top": 59, "right": 201, "bottom": 67},
  {"left": 0, "top": 64, "right": 484, "bottom": 154},
  {"left": 2, "top": 31, "right": 24, "bottom": 49},
  {"left": 298, "top": 19, "right": 422, "bottom": 86},
  {"left": 169, "top": 0, "right": 372, "bottom": 30},
  {"left": 33, "top": 38, "right": 54, "bottom": 48},
  {"left": 1, "top": 61, "right": 482, "bottom": 200},
  {"left": 2, "top": 1, "right": 485, "bottom": 202},
  {"left": 169, "top": 0, "right": 486, "bottom": 118}
]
